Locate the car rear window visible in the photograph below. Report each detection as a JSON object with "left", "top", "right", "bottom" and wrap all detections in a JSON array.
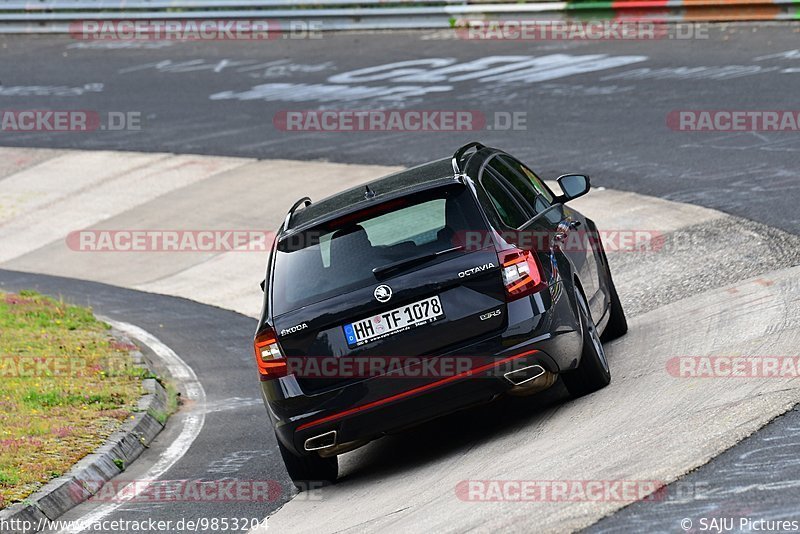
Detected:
[{"left": 271, "top": 185, "right": 487, "bottom": 315}]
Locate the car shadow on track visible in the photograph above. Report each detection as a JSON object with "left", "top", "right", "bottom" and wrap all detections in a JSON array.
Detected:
[{"left": 337, "top": 379, "right": 572, "bottom": 482}]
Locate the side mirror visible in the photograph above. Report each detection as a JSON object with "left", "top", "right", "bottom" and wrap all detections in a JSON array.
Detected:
[
  {"left": 259, "top": 279, "right": 266, "bottom": 292},
  {"left": 556, "top": 174, "right": 590, "bottom": 202}
]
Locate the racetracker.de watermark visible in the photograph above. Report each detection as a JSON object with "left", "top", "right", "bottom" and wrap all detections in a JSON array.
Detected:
[
  {"left": 270, "top": 355, "right": 557, "bottom": 379},
  {"left": 66, "top": 230, "right": 273, "bottom": 252},
  {"left": 1, "top": 110, "right": 141, "bottom": 132},
  {"left": 460, "top": 229, "right": 665, "bottom": 253},
  {"left": 456, "top": 479, "right": 666, "bottom": 502},
  {"left": 667, "top": 110, "right": 800, "bottom": 131},
  {"left": 273, "top": 110, "right": 527, "bottom": 132},
  {"left": 69, "top": 20, "right": 323, "bottom": 40},
  {"left": 666, "top": 356, "right": 800, "bottom": 378},
  {"left": 71, "top": 479, "right": 284, "bottom": 503},
  {"left": 454, "top": 20, "right": 708, "bottom": 40},
  {"left": 0, "top": 355, "right": 131, "bottom": 378}
]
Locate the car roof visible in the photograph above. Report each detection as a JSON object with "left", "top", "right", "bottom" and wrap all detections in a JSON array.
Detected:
[{"left": 288, "top": 157, "right": 458, "bottom": 231}]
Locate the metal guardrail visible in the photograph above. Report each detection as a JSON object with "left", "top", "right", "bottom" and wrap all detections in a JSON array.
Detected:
[
  {"left": 0, "top": 0, "right": 475, "bottom": 8},
  {"left": 0, "top": 0, "right": 796, "bottom": 32}
]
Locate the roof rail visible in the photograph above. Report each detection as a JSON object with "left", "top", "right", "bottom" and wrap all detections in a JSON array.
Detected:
[
  {"left": 451, "top": 141, "right": 485, "bottom": 174},
  {"left": 284, "top": 196, "right": 312, "bottom": 230}
]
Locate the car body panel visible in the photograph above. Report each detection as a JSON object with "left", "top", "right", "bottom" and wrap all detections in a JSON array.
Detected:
[{"left": 256, "top": 144, "right": 617, "bottom": 458}]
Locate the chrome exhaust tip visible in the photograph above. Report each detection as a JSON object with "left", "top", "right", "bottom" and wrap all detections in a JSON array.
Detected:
[
  {"left": 503, "top": 365, "right": 546, "bottom": 386},
  {"left": 304, "top": 430, "right": 337, "bottom": 451}
]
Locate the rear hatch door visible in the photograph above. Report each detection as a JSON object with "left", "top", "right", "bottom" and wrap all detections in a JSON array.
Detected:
[{"left": 271, "top": 183, "right": 507, "bottom": 392}]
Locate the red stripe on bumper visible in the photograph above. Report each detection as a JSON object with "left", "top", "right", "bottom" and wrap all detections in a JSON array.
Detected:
[{"left": 296, "top": 349, "right": 540, "bottom": 432}]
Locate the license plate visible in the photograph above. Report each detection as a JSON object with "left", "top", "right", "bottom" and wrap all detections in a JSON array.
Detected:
[{"left": 343, "top": 296, "right": 444, "bottom": 348}]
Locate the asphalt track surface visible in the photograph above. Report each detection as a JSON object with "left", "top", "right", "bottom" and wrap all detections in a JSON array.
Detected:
[
  {"left": 1, "top": 158, "right": 798, "bottom": 533},
  {"left": 1, "top": 25, "right": 800, "bottom": 235},
  {"left": 1, "top": 23, "right": 800, "bottom": 534}
]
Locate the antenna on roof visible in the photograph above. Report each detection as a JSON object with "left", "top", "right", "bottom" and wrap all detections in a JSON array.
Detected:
[{"left": 364, "top": 185, "right": 376, "bottom": 200}]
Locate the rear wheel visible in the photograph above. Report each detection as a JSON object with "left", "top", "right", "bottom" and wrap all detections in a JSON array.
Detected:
[
  {"left": 600, "top": 266, "right": 627, "bottom": 342},
  {"left": 562, "top": 287, "right": 611, "bottom": 397},
  {"left": 276, "top": 435, "right": 338, "bottom": 490}
]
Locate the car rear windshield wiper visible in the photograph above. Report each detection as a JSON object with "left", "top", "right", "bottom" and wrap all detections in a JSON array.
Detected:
[{"left": 372, "top": 245, "right": 464, "bottom": 281}]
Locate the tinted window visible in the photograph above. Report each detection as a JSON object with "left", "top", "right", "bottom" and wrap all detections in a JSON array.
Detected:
[
  {"left": 318, "top": 199, "right": 446, "bottom": 267},
  {"left": 271, "top": 186, "right": 487, "bottom": 315},
  {"left": 491, "top": 155, "right": 554, "bottom": 215},
  {"left": 479, "top": 172, "right": 528, "bottom": 229}
]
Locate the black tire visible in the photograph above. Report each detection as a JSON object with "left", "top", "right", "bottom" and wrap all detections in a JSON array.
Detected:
[
  {"left": 277, "top": 435, "right": 338, "bottom": 490},
  {"left": 600, "top": 268, "right": 628, "bottom": 342},
  {"left": 562, "top": 287, "right": 611, "bottom": 398}
]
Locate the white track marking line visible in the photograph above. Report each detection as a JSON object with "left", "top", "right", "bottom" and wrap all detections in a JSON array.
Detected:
[{"left": 56, "top": 319, "right": 207, "bottom": 534}]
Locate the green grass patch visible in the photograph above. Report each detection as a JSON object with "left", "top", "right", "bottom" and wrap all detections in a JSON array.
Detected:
[{"left": 0, "top": 291, "right": 144, "bottom": 508}]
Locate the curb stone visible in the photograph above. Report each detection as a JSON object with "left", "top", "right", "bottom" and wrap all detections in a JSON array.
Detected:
[{"left": 0, "top": 329, "right": 171, "bottom": 534}]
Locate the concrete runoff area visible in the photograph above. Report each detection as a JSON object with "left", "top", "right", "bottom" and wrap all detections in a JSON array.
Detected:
[{"left": 259, "top": 266, "right": 800, "bottom": 533}]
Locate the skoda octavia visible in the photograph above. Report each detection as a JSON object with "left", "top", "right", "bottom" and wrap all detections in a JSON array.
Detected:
[{"left": 254, "top": 142, "right": 627, "bottom": 487}]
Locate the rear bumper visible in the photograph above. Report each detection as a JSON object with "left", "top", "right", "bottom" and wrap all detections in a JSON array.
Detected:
[
  {"left": 262, "top": 285, "right": 580, "bottom": 456},
  {"left": 284, "top": 350, "right": 552, "bottom": 454}
]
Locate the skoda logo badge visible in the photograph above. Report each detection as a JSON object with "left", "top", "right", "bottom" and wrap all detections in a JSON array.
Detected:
[{"left": 374, "top": 284, "right": 392, "bottom": 303}]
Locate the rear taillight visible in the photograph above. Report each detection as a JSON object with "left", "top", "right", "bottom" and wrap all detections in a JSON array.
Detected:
[
  {"left": 253, "top": 328, "right": 287, "bottom": 380},
  {"left": 498, "top": 248, "right": 546, "bottom": 300}
]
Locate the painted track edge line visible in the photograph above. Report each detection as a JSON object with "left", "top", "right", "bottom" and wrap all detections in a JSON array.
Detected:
[{"left": 54, "top": 319, "right": 207, "bottom": 534}]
